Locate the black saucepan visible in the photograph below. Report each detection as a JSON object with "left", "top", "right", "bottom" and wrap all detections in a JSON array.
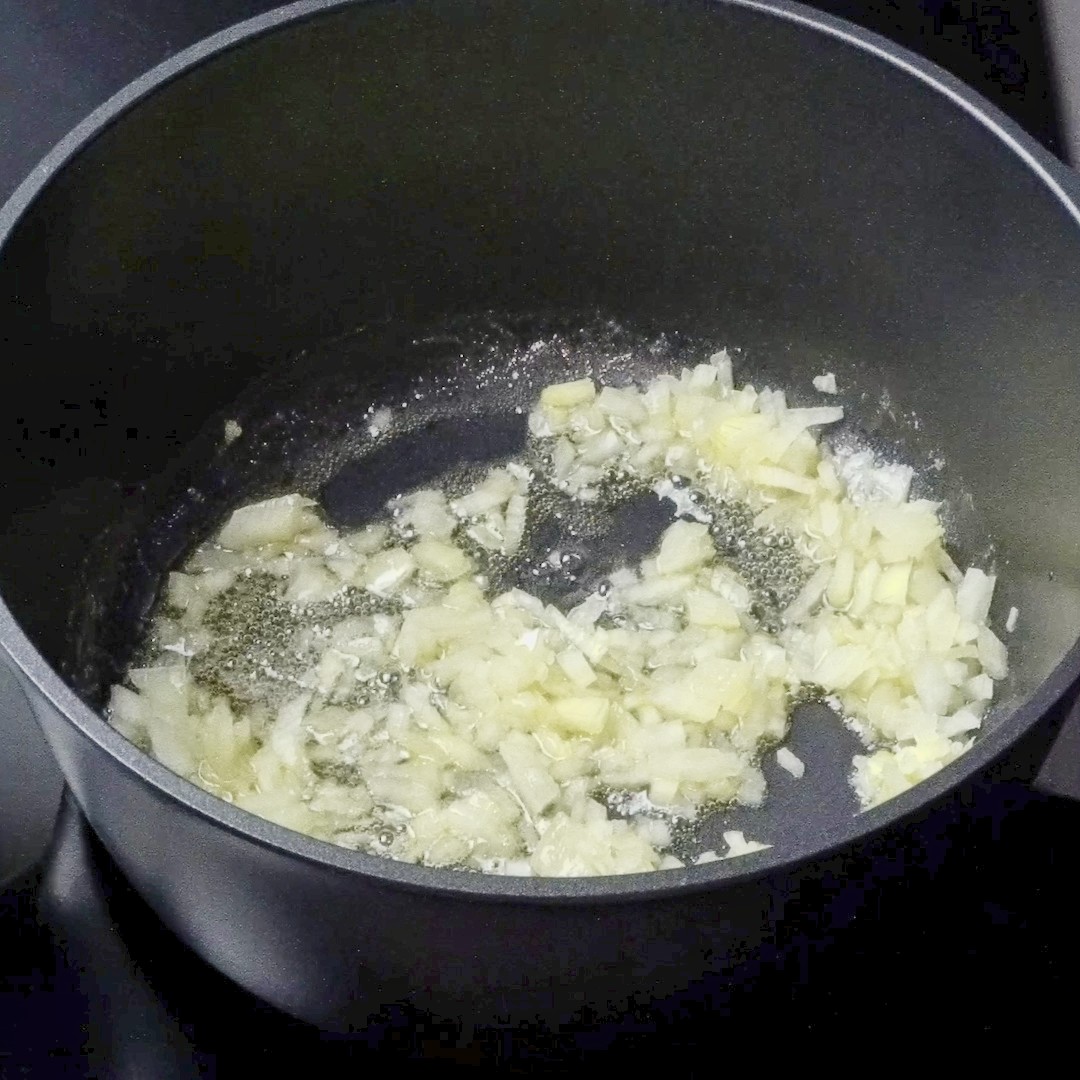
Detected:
[{"left": 2, "top": 0, "right": 1080, "bottom": 1028}]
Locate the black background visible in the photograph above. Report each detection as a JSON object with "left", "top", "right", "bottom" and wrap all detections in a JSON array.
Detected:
[{"left": 1, "top": 2, "right": 1078, "bottom": 1074}]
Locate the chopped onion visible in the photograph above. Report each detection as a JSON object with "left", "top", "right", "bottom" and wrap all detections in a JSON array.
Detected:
[
  {"left": 956, "top": 567, "right": 996, "bottom": 624},
  {"left": 776, "top": 746, "right": 805, "bottom": 779},
  {"left": 218, "top": 494, "right": 318, "bottom": 550},
  {"left": 722, "top": 830, "right": 771, "bottom": 858},
  {"left": 109, "top": 349, "right": 1007, "bottom": 875}
]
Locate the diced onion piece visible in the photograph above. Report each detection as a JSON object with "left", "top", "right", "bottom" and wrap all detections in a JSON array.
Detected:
[
  {"left": 540, "top": 378, "right": 596, "bottom": 409},
  {"left": 166, "top": 568, "right": 236, "bottom": 622},
  {"left": 722, "top": 830, "right": 771, "bottom": 858},
  {"left": 108, "top": 684, "right": 147, "bottom": 742},
  {"left": 551, "top": 696, "right": 610, "bottom": 735},
  {"left": 345, "top": 523, "right": 391, "bottom": 555},
  {"left": 269, "top": 693, "right": 312, "bottom": 769},
  {"left": 966, "top": 673, "right": 994, "bottom": 701},
  {"left": 556, "top": 647, "right": 597, "bottom": 687},
  {"left": 360, "top": 548, "right": 416, "bottom": 596},
  {"left": 826, "top": 548, "right": 855, "bottom": 608},
  {"left": 708, "top": 349, "right": 735, "bottom": 392},
  {"left": 776, "top": 746, "right": 805, "bottom": 778},
  {"left": 655, "top": 520, "right": 714, "bottom": 575},
  {"left": 218, "top": 494, "right": 318, "bottom": 550},
  {"left": 285, "top": 561, "right": 342, "bottom": 605},
  {"left": 955, "top": 568, "right": 996, "bottom": 624},
  {"left": 785, "top": 564, "right": 832, "bottom": 625},
  {"left": 597, "top": 386, "right": 648, "bottom": 423},
  {"left": 529, "top": 812, "right": 659, "bottom": 876},
  {"left": 502, "top": 494, "right": 528, "bottom": 555},
  {"left": 752, "top": 465, "right": 816, "bottom": 496},
  {"left": 849, "top": 560, "right": 881, "bottom": 618},
  {"left": 977, "top": 627, "right": 1008, "bottom": 679},
  {"left": 499, "top": 732, "right": 561, "bottom": 817},
  {"left": 872, "top": 502, "right": 942, "bottom": 562},
  {"left": 814, "top": 644, "right": 872, "bottom": 691},
  {"left": 941, "top": 709, "right": 983, "bottom": 737},
  {"left": 914, "top": 659, "right": 954, "bottom": 716},
  {"left": 393, "top": 489, "right": 457, "bottom": 540},
  {"left": 873, "top": 561, "right": 912, "bottom": 606},
  {"left": 684, "top": 589, "right": 742, "bottom": 629},
  {"left": 412, "top": 539, "right": 473, "bottom": 582},
  {"left": 451, "top": 467, "right": 521, "bottom": 518}
]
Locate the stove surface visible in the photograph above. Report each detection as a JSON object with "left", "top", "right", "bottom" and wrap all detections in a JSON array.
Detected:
[{"left": 2, "top": 1, "right": 1078, "bottom": 1073}]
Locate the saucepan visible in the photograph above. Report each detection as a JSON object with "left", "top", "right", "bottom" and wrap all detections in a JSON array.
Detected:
[{"left": 2, "top": 0, "right": 1079, "bottom": 1028}]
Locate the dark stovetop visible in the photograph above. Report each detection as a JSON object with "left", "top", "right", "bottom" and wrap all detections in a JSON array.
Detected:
[{"left": 2, "top": 1, "right": 1079, "bottom": 1073}]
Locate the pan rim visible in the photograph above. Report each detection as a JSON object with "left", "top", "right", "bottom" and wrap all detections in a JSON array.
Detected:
[{"left": 2, "top": 0, "right": 1079, "bottom": 903}]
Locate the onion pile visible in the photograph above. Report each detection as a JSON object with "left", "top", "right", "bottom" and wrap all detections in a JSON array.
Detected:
[{"left": 108, "top": 351, "right": 1007, "bottom": 876}]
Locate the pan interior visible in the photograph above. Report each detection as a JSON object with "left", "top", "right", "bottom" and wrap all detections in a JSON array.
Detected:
[
  {"left": 64, "top": 312, "right": 1008, "bottom": 860},
  {"left": 1, "top": 0, "right": 1079, "bottom": 870}
]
